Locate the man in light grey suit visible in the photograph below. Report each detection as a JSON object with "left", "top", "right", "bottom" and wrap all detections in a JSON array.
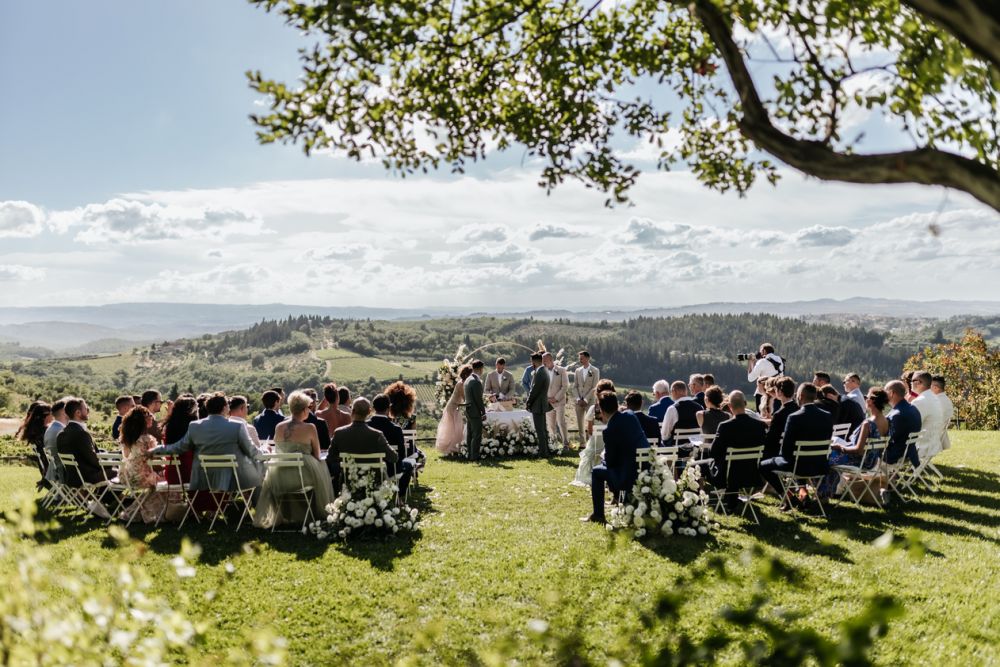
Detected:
[
  {"left": 483, "top": 357, "right": 515, "bottom": 400},
  {"left": 464, "top": 360, "right": 487, "bottom": 460},
  {"left": 149, "top": 392, "right": 261, "bottom": 497},
  {"left": 527, "top": 352, "right": 553, "bottom": 455},
  {"left": 572, "top": 350, "right": 600, "bottom": 446},
  {"left": 543, "top": 352, "right": 569, "bottom": 449}
]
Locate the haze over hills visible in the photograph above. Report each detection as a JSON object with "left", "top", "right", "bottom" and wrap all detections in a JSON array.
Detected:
[{"left": 1, "top": 298, "right": 999, "bottom": 351}]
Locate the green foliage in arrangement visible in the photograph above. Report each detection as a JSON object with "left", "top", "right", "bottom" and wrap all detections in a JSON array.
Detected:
[
  {"left": 906, "top": 329, "right": 1000, "bottom": 429},
  {"left": 0, "top": 433, "right": 996, "bottom": 664},
  {"left": 247, "top": 0, "right": 999, "bottom": 210}
]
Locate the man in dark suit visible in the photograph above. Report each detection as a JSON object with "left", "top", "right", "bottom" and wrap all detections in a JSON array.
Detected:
[
  {"left": 708, "top": 391, "right": 765, "bottom": 505},
  {"left": 759, "top": 383, "right": 833, "bottom": 509},
  {"left": 253, "top": 390, "right": 284, "bottom": 441},
  {"left": 369, "top": 393, "right": 415, "bottom": 499},
  {"left": 526, "top": 352, "right": 553, "bottom": 455},
  {"left": 763, "top": 377, "right": 797, "bottom": 458},
  {"left": 822, "top": 386, "right": 865, "bottom": 432},
  {"left": 647, "top": 380, "right": 673, "bottom": 422},
  {"left": 464, "top": 360, "right": 486, "bottom": 460},
  {"left": 690, "top": 374, "right": 706, "bottom": 408},
  {"left": 56, "top": 397, "right": 105, "bottom": 487},
  {"left": 301, "top": 388, "right": 332, "bottom": 450},
  {"left": 584, "top": 392, "right": 644, "bottom": 523},
  {"left": 625, "top": 391, "right": 660, "bottom": 445},
  {"left": 884, "top": 380, "right": 921, "bottom": 467},
  {"left": 328, "top": 397, "right": 399, "bottom": 493}
]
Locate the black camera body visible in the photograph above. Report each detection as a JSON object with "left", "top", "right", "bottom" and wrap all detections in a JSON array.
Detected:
[{"left": 737, "top": 352, "right": 762, "bottom": 362}]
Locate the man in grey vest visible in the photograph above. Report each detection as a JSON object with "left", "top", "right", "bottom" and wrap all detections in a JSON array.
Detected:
[{"left": 464, "top": 360, "right": 486, "bottom": 459}]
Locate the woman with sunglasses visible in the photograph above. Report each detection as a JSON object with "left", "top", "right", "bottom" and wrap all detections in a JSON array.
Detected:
[{"left": 819, "top": 388, "right": 891, "bottom": 498}]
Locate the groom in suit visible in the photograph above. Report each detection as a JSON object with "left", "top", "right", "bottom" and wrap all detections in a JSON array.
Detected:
[
  {"left": 464, "top": 360, "right": 486, "bottom": 459},
  {"left": 527, "top": 352, "right": 553, "bottom": 455}
]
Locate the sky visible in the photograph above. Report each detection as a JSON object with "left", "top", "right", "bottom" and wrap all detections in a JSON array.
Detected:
[{"left": 1, "top": 0, "right": 998, "bottom": 310}]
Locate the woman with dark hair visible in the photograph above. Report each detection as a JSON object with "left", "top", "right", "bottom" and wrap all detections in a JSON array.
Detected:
[
  {"left": 18, "top": 401, "right": 53, "bottom": 487},
  {"left": 160, "top": 396, "right": 214, "bottom": 514},
  {"left": 385, "top": 380, "right": 418, "bottom": 431},
  {"left": 119, "top": 406, "right": 166, "bottom": 523},
  {"left": 196, "top": 393, "right": 211, "bottom": 419},
  {"left": 820, "top": 388, "right": 892, "bottom": 498},
  {"left": 436, "top": 365, "right": 472, "bottom": 455},
  {"left": 696, "top": 385, "right": 729, "bottom": 436}
]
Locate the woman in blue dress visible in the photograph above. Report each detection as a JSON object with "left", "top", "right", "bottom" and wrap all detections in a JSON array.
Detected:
[{"left": 819, "top": 388, "right": 890, "bottom": 497}]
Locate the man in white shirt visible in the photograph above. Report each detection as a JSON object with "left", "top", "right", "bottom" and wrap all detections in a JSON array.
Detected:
[
  {"left": 484, "top": 357, "right": 516, "bottom": 403},
  {"left": 228, "top": 395, "right": 262, "bottom": 449},
  {"left": 572, "top": 350, "right": 600, "bottom": 446},
  {"left": 842, "top": 373, "right": 866, "bottom": 413},
  {"left": 931, "top": 375, "right": 954, "bottom": 450},
  {"left": 660, "top": 380, "right": 699, "bottom": 450},
  {"left": 746, "top": 343, "right": 784, "bottom": 411},
  {"left": 542, "top": 352, "right": 569, "bottom": 449},
  {"left": 910, "top": 370, "right": 944, "bottom": 459},
  {"left": 43, "top": 397, "right": 71, "bottom": 485}
]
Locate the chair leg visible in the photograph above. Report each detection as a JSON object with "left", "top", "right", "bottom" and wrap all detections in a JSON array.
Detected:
[{"left": 235, "top": 489, "right": 255, "bottom": 531}]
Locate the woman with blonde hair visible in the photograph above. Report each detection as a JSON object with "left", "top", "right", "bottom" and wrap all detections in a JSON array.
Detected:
[{"left": 255, "top": 390, "right": 334, "bottom": 528}]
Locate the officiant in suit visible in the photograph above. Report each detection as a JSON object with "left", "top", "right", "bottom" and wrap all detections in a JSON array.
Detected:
[
  {"left": 527, "top": 353, "right": 553, "bottom": 455},
  {"left": 464, "top": 360, "right": 486, "bottom": 459},
  {"left": 572, "top": 350, "right": 600, "bottom": 446},
  {"left": 484, "top": 358, "right": 515, "bottom": 400},
  {"left": 149, "top": 392, "right": 262, "bottom": 498}
]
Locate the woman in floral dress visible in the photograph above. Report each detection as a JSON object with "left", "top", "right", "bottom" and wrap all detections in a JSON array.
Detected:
[{"left": 119, "top": 406, "right": 167, "bottom": 524}]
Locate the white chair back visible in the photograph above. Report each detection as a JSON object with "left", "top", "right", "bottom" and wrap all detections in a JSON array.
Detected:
[
  {"left": 789, "top": 439, "right": 831, "bottom": 477},
  {"left": 673, "top": 427, "right": 702, "bottom": 448},
  {"left": 832, "top": 423, "right": 852, "bottom": 440},
  {"left": 341, "top": 452, "right": 386, "bottom": 490}
]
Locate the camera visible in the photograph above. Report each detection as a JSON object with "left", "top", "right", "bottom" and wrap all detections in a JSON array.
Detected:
[{"left": 737, "top": 352, "right": 761, "bottom": 362}]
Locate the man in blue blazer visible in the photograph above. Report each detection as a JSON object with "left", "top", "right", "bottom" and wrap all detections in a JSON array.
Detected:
[
  {"left": 583, "top": 392, "right": 644, "bottom": 523},
  {"left": 647, "top": 380, "right": 673, "bottom": 422},
  {"left": 884, "top": 380, "right": 921, "bottom": 467},
  {"left": 253, "top": 390, "right": 285, "bottom": 441},
  {"left": 759, "top": 383, "right": 833, "bottom": 509},
  {"left": 625, "top": 391, "right": 660, "bottom": 446}
]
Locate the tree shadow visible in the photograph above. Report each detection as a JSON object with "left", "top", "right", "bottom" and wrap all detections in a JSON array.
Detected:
[
  {"left": 545, "top": 457, "right": 578, "bottom": 469},
  {"left": 735, "top": 510, "right": 857, "bottom": 563},
  {"left": 635, "top": 532, "right": 716, "bottom": 565}
]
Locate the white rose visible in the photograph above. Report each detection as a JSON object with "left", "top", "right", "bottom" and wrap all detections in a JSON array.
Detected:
[
  {"left": 633, "top": 515, "right": 644, "bottom": 529},
  {"left": 375, "top": 519, "right": 383, "bottom": 528},
  {"left": 364, "top": 516, "right": 374, "bottom": 525},
  {"left": 641, "top": 486, "right": 651, "bottom": 494},
  {"left": 698, "top": 526, "right": 707, "bottom": 534}
]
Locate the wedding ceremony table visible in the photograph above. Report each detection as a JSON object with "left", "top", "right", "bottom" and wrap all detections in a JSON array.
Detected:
[{"left": 485, "top": 409, "right": 533, "bottom": 429}]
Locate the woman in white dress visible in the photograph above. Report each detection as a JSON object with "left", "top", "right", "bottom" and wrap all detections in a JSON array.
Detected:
[
  {"left": 571, "top": 379, "right": 617, "bottom": 487},
  {"left": 436, "top": 365, "right": 472, "bottom": 454},
  {"left": 255, "top": 391, "right": 335, "bottom": 529}
]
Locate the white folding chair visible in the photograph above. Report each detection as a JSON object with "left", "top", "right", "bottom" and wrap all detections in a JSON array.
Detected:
[
  {"left": 143, "top": 457, "right": 200, "bottom": 528},
  {"left": 887, "top": 433, "right": 924, "bottom": 501},
  {"left": 97, "top": 452, "right": 129, "bottom": 524},
  {"left": 911, "top": 430, "right": 944, "bottom": 493},
  {"left": 401, "top": 428, "right": 421, "bottom": 487},
  {"left": 260, "top": 452, "right": 315, "bottom": 532},
  {"left": 673, "top": 427, "right": 702, "bottom": 451},
  {"left": 713, "top": 446, "right": 765, "bottom": 523},
  {"left": 58, "top": 453, "right": 112, "bottom": 520},
  {"left": 340, "top": 452, "right": 387, "bottom": 492},
  {"left": 773, "top": 440, "right": 832, "bottom": 518},
  {"left": 832, "top": 423, "right": 852, "bottom": 441},
  {"left": 832, "top": 436, "right": 888, "bottom": 508},
  {"left": 195, "top": 454, "right": 257, "bottom": 531}
]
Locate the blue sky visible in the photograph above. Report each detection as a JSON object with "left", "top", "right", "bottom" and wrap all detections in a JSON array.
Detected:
[{"left": 1, "top": 1, "right": 998, "bottom": 308}]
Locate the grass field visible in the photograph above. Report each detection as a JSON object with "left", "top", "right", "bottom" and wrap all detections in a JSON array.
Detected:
[
  {"left": 1, "top": 432, "right": 997, "bottom": 664},
  {"left": 316, "top": 348, "right": 440, "bottom": 382},
  {"left": 63, "top": 352, "right": 138, "bottom": 376}
]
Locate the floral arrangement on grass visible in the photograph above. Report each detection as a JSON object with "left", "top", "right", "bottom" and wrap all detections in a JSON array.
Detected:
[
  {"left": 610, "top": 456, "right": 716, "bottom": 538},
  {"left": 308, "top": 466, "right": 419, "bottom": 540},
  {"left": 454, "top": 418, "right": 564, "bottom": 459},
  {"left": 435, "top": 343, "right": 469, "bottom": 410}
]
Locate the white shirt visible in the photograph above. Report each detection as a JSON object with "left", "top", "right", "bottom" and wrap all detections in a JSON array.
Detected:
[
  {"left": 69, "top": 419, "right": 89, "bottom": 431},
  {"left": 936, "top": 392, "right": 954, "bottom": 450},
  {"left": 846, "top": 387, "right": 866, "bottom": 414},
  {"left": 230, "top": 416, "right": 261, "bottom": 448},
  {"left": 747, "top": 354, "right": 783, "bottom": 383},
  {"left": 660, "top": 397, "right": 695, "bottom": 441},
  {"left": 911, "top": 389, "right": 944, "bottom": 458}
]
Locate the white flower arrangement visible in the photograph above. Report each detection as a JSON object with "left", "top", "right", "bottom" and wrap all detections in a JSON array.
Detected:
[
  {"left": 610, "top": 457, "right": 717, "bottom": 539},
  {"left": 453, "top": 418, "right": 564, "bottom": 459},
  {"left": 309, "top": 466, "right": 419, "bottom": 540},
  {"left": 435, "top": 343, "right": 469, "bottom": 410}
]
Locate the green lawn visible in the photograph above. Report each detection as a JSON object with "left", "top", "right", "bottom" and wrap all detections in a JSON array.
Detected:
[
  {"left": 316, "top": 348, "right": 440, "bottom": 382},
  {"left": 1, "top": 432, "right": 997, "bottom": 664}
]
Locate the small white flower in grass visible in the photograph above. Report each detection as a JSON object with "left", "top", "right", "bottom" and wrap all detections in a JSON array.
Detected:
[
  {"left": 527, "top": 619, "right": 549, "bottom": 634},
  {"left": 661, "top": 524, "right": 673, "bottom": 536},
  {"left": 318, "top": 531, "right": 328, "bottom": 539},
  {"left": 224, "top": 562, "right": 235, "bottom": 574},
  {"left": 170, "top": 556, "right": 195, "bottom": 579},
  {"left": 674, "top": 502, "right": 684, "bottom": 512},
  {"left": 338, "top": 529, "right": 347, "bottom": 538}
]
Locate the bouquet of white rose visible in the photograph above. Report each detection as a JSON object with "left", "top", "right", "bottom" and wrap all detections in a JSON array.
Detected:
[
  {"left": 308, "top": 466, "right": 419, "bottom": 540},
  {"left": 610, "top": 456, "right": 716, "bottom": 539},
  {"left": 435, "top": 343, "right": 468, "bottom": 410}
]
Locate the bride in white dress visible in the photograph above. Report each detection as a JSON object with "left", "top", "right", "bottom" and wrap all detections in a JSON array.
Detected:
[{"left": 436, "top": 365, "right": 472, "bottom": 454}]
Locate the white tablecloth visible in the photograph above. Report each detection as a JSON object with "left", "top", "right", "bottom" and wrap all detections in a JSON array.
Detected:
[{"left": 486, "top": 409, "right": 533, "bottom": 428}]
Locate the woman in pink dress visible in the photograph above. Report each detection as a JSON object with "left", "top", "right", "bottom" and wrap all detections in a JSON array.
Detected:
[
  {"left": 119, "top": 406, "right": 167, "bottom": 524},
  {"left": 436, "top": 365, "right": 472, "bottom": 454}
]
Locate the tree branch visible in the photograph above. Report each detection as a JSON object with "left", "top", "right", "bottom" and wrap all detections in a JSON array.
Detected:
[
  {"left": 901, "top": 0, "right": 1000, "bottom": 69},
  {"left": 691, "top": 0, "right": 1000, "bottom": 212}
]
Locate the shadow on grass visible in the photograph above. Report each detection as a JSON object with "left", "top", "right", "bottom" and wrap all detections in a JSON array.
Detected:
[
  {"left": 544, "top": 457, "right": 578, "bottom": 469},
  {"left": 635, "top": 533, "right": 716, "bottom": 565}
]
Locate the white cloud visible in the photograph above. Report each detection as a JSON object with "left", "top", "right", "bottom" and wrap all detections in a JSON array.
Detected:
[
  {"left": 445, "top": 242, "right": 533, "bottom": 264},
  {"left": 66, "top": 198, "right": 267, "bottom": 244},
  {"left": 306, "top": 243, "right": 383, "bottom": 262},
  {"left": 0, "top": 201, "right": 46, "bottom": 238},
  {"left": 528, "top": 224, "right": 586, "bottom": 241},
  {"left": 0, "top": 264, "right": 45, "bottom": 282},
  {"left": 447, "top": 223, "right": 510, "bottom": 244},
  {"left": 791, "top": 225, "right": 855, "bottom": 247}
]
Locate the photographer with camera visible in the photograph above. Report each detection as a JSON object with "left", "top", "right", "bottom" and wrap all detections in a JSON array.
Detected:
[{"left": 743, "top": 343, "right": 785, "bottom": 412}]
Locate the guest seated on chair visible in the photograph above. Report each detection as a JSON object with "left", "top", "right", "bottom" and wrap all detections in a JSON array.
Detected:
[
  {"left": 111, "top": 395, "right": 134, "bottom": 441},
  {"left": 707, "top": 391, "right": 765, "bottom": 509},
  {"left": 624, "top": 391, "right": 659, "bottom": 446},
  {"left": 253, "top": 390, "right": 284, "bottom": 441},
  {"left": 910, "top": 370, "right": 944, "bottom": 459},
  {"left": 327, "top": 397, "right": 398, "bottom": 495},
  {"left": 819, "top": 388, "right": 890, "bottom": 498},
  {"left": 148, "top": 392, "right": 262, "bottom": 502},
  {"left": 582, "top": 392, "right": 643, "bottom": 524},
  {"left": 647, "top": 380, "right": 673, "bottom": 423},
  {"left": 821, "top": 385, "right": 865, "bottom": 433},
  {"left": 763, "top": 377, "right": 797, "bottom": 458},
  {"left": 696, "top": 385, "right": 729, "bottom": 436},
  {"left": 369, "top": 393, "right": 416, "bottom": 500},
  {"left": 884, "top": 380, "right": 921, "bottom": 467},
  {"left": 689, "top": 374, "right": 706, "bottom": 408},
  {"left": 758, "top": 383, "right": 833, "bottom": 511},
  {"left": 659, "top": 380, "right": 700, "bottom": 455},
  {"left": 300, "top": 388, "right": 331, "bottom": 451},
  {"left": 317, "top": 382, "right": 351, "bottom": 436},
  {"left": 56, "top": 397, "right": 112, "bottom": 518}
]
